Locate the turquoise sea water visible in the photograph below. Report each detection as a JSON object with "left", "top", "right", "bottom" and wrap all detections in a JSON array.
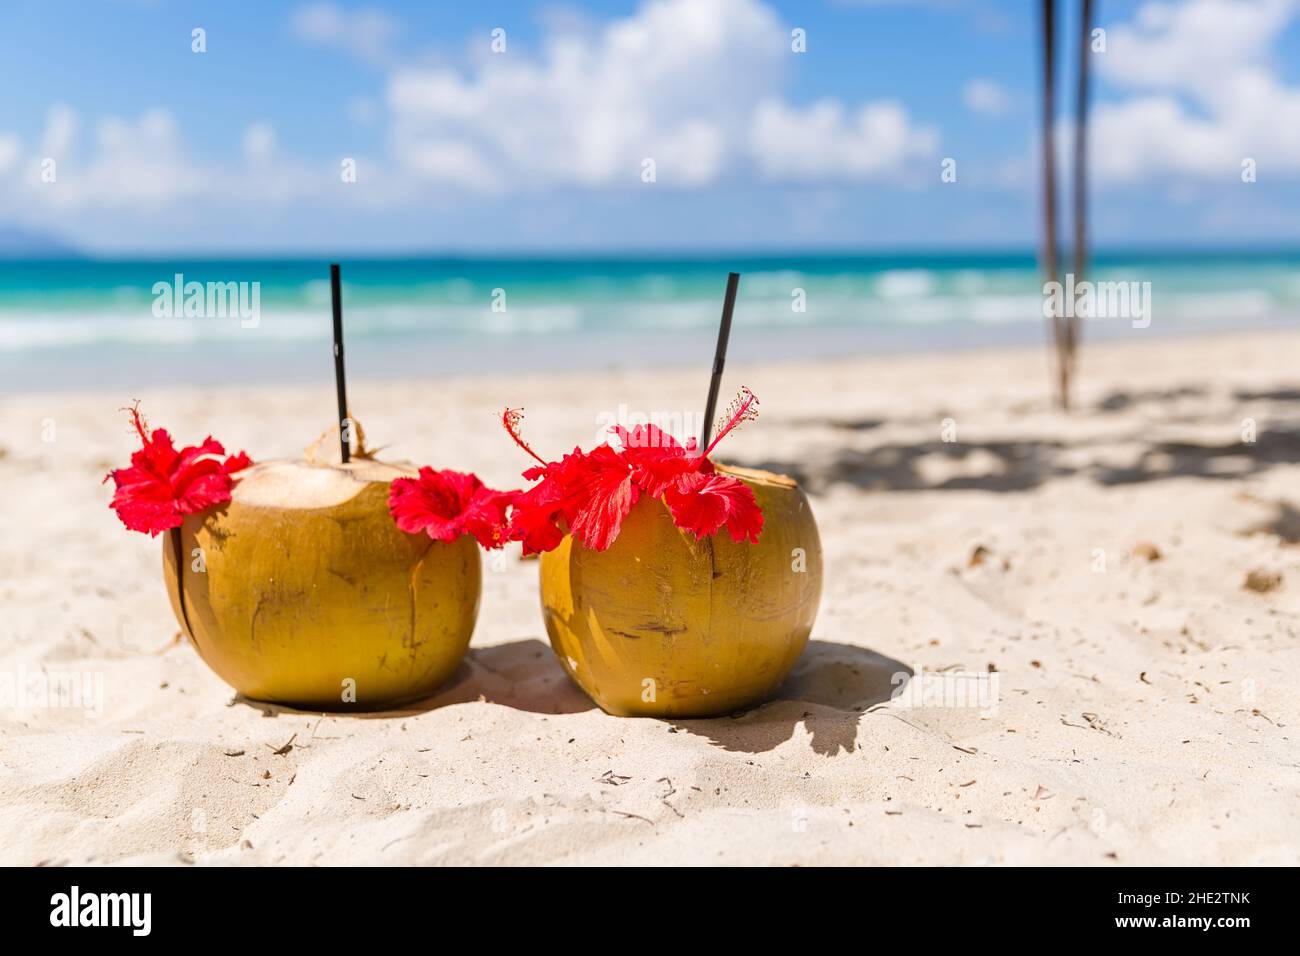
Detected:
[{"left": 0, "top": 251, "right": 1296, "bottom": 391}]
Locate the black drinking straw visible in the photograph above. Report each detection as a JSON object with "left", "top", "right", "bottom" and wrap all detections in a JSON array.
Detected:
[
  {"left": 699, "top": 272, "right": 740, "bottom": 450},
  {"left": 330, "top": 263, "right": 350, "bottom": 464}
]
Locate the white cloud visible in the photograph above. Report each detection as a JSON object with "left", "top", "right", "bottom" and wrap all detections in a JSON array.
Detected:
[
  {"left": 962, "top": 78, "right": 1011, "bottom": 116},
  {"left": 0, "top": 108, "right": 330, "bottom": 214},
  {"left": 386, "top": 0, "right": 936, "bottom": 190},
  {"left": 1101, "top": 0, "right": 1293, "bottom": 103},
  {"left": 347, "top": 96, "right": 379, "bottom": 125},
  {"left": 39, "top": 104, "right": 78, "bottom": 159},
  {"left": 1092, "top": 0, "right": 1300, "bottom": 182},
  {"left": 0, "top": 0, "right": 942, "bottom": 226},
  {"left": 242, "top": 122, "right": 277, "bottom": 164},
  {"left": 291, "top": 2, "right": 398, "bottom": 67},
  {"left": 388, "top": 0, "right": 784, "bottom": 189},
  {"left": 0, "top": 135, "right": 19, "bottom": 177},
  {"left": 1088, "top": 96, "right": 1243, "bottom": 182},
  {"left": 402, "top": 140, "right": 502, "bottom": 192},
  {"left": 47, "top": 109, "right": 204, "bottom": 208},
  {"left": 749, "top": 98, "right": 938, "bottom": 181}
]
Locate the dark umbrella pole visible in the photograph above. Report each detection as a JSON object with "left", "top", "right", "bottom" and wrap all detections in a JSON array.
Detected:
[
  {"left": 1039, "top": 0, "right": 1067, "bottom": 410},
  {"left": 1069, "top": 0, "right": 1095, "bottom": 379}
]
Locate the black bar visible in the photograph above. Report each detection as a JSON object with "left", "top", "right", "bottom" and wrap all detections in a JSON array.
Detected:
[{"left": 4, "top": 866, "right": 1278, "bottom": 940}]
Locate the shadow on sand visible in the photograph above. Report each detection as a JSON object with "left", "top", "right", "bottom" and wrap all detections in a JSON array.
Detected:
[
  {"left": 666, "top": 640, "right": 910, "bottom": 756},
  {"left": 233, "top": 638, "right": 906, "bottom": 760},
  {"left": 231, "top": 638, "right": 596, "bottom": 719},
  {"left": 740, "top": 426, "right": 1300, "bottom": 495}
]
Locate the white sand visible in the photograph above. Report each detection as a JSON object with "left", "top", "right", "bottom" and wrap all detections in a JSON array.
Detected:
[{"left": 2, "top": 330, "right": 1298, "bottom": 865}]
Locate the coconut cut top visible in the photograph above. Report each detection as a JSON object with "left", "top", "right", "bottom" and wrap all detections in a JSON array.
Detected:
[
  {"left": 233, "top": 458, "right": 416, "bottom": 509},
  {"left": 714, "top": 463, "right": 798, "bottom": 489}
]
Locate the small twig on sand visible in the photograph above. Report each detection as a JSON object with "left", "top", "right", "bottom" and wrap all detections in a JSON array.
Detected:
[{"left": 608, "top": 809, "right": 655, "bottom": 827}]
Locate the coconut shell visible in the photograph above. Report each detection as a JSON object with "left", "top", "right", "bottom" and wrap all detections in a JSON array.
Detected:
[
  {"left": 163, "top": 458, "right": 480, "bottom": 709},
  {"left": 539, "top": 464, "right": 822, "bottom": 717}
]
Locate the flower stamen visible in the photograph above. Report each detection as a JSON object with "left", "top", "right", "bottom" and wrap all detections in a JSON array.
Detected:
[
  {"left": 502, "top": 407, "right": 548, "bottom": 466},
  {"left": 122, "top": 400, "right": 149, "bottom": 443},
  {"left": 703, "top": 387, "right": 759, "bottom": 459}
]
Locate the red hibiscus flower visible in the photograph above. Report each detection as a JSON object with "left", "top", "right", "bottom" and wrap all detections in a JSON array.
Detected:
[
  {"left": 502, "top": 389, "right": 764, "bottom": 553},
  {"left": 106, "top": 403, "right": 253, "bottom": 536},
  {"left": 388, "top": 467, "right": 517, "bottom": 550}
]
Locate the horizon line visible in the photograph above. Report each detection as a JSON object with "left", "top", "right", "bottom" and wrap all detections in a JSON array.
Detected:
[{"left": 6, "top": 242, "right": 1300, "bottom": 263}]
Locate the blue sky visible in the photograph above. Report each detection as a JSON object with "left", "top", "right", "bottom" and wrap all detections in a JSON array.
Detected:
[{"left": 0, "top": 0, "right": 1297, "bottom": 253}]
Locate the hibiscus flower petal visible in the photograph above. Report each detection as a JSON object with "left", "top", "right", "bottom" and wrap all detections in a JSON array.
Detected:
[
  {"left": 174, "top": 467, "right": 235, "bottom": 516},
  {"left": 510, "top": 506, "right": 566, "bottom": 554},
  {"left": 223, "top": 451, "right": 252, "bottom": 473},
  {"left": 461, "top": 486, "right": 519, "bottom": 550},
  {"left": 614, "top": 424, "right": 697, "bottom": 498},
  {"left": 567, "top": 444, "right": 640, "bottom": 552},
  {"left": 129, "top": 427, "right": 181, "bottom": 484},
  {"left": 507, "top": 476, "right": 567, "bottom": 555},
  {"left": 662, "top": 471, "right": 763, "bottom": 544},
  {"left": 109, "top": 485, "right": 183, "bottom": 535}
]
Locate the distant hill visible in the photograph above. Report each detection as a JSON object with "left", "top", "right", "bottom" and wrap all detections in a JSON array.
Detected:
[{"left": 0, "top": 225, "right": 79, "bottom": 258}]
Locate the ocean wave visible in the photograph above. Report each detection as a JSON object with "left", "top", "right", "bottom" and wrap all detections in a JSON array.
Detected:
[
  {"left": 2, "top": 274, "right": 1298, "bottom": 354},
  {"left": 875, "top": 269, "right": 937, "bottom": 299}
]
